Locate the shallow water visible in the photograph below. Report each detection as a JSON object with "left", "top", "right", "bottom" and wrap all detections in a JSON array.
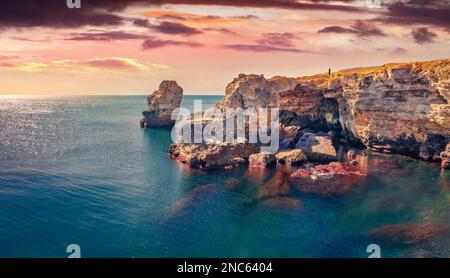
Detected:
[{"left": 0, "top": 95, "right": 448, "bottom": 258}]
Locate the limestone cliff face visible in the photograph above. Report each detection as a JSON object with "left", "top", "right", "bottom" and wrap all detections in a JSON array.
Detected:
[
  {"left": 334, "top": 60, "right": 449, "bottom": 158},
  {"left": 141, "top": 80, "right": 183, "bottom": 128},
  {"left": 216, "top": 59, "right": 450, "bottom": 160}
]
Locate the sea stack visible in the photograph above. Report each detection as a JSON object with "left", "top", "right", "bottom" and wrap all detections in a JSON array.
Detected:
[{"left": 140, "top": 80, "right": 183, "bottom": 128}]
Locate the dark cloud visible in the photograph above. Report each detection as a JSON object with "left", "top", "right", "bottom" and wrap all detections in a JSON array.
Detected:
[
  {"left": 256, "top": 32, "right": 298, "bottom": 47},
  {"left": 1, "top": 0, "right": 447, "bottom": 33},
  {"left": 203, "top": 27, "right": 239, "bottom": 36},
  {"left": 230, "top": 15, "right": 259, "bottom": 20},
  {"left": 133, "top": 19, "right": 153, "bottom": 28},
  {"left": 133, "top": 19, "right": 202, "bottom": 36},
  {"left": 350, "top": 21, "right": 385, "bottom": 37},
  {"left": 142, "top": 37, "right": 203, "bottom": 49},
  {"left": 0, "top": 1, "right": 125, "bottom": 29},
  {"left": 392, "top": 47, "right": 407, "bottom": 55},
  {"left": 150, "top": 21, "right": 202, "bottom": 35},
  {"left": 223, "top": 44, "right": 310, "bottom": 53},
  {"left": 66, "top": 31, "right": 149, "bottom": 41},
  {"left": 318, "top": 21, "right": 385, "bottom": 37},
  {"left": 378, "top": 0, "right": 450, "bottom": 30},
  {"left": 411, "top": 27, "right": 437, "bottom": 44},
  {"left": 145, "top": 0, "right": 365, "bottom": 12},
  {"left": 0, "top": 0, "right": 367, "bottom": 29},
  {"left": 318, "top": 26, "right": 356, "bottom": 34}
]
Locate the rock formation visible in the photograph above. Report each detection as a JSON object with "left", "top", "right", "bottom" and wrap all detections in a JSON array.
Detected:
[
  {"left": 162, "top": 59, "right": 449, "bottom": 170},
  {"left": 169, "top": 142, "right": 259, "bottom": 170},
  {"left": 141, "top": 80, "right": 183, "bottom": 128},
  {"left": 216, "top": 59, "right": 450, "bottom": 161}
]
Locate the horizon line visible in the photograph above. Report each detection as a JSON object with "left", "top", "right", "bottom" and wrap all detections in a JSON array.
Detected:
[{"left": 0, "top": 93, "right": 225, "bottom": 97}]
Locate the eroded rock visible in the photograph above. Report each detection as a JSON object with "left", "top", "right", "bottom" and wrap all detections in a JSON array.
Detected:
[
  {"left": 249, "top": 152, "right": 276, "bottom": 168},
  {"left": 141, "top": 80, "right": 183, "bottom": 128},
  {"left": 275, "top": 149, "right": 307, "bottom": 165},
  {"left": 169, "top": 142, "right": 259, "bottom": 170}
]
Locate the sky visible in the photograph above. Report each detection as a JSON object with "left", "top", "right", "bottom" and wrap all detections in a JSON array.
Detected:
[{"left": 0, "top": 0, "right": 449, "bottom": 95}]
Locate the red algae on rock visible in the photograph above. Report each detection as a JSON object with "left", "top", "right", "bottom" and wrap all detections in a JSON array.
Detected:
[{"left": 289, "top": 160, "right": 367, "bottom": 196}]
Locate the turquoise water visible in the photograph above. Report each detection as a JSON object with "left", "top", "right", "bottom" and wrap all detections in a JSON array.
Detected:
[{"left": 0, "top": 95, "right": 448, "bottom": 258}]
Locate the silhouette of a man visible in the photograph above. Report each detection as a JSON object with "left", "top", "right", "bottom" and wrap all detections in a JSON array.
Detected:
[{"left": 328, "top": 68, "right": 331, "bottom": 75}]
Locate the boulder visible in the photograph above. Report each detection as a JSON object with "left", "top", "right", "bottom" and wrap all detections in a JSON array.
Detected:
[
  {"left": 169, "top": 142, "right": 259, "bottom": 170},
  {"left": 289, "top": 160, "right": 367, "bottom": 196},
  {"left": 141, "top": 80, "right": 183, "bottom": 128},
  {"left": 295, "top": 132, "right": 337, "bottom": 162},
  {"left": 275, "top": 149, "right": 307, "bottom": 165},
  {"left": 249, "top": 152, "right": 276, "bottom": 168}
]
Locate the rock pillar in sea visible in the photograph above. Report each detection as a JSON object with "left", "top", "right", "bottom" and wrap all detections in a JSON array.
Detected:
[{"left": 140, "top": 80, "right": 183, "bottom": 128}]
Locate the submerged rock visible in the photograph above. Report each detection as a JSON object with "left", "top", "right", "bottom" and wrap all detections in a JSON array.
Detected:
[
  {"left": 295, "top": 133, "right": 337, "bottom": 162},
  {"left": 275, "top": 149, "right": 307, "bottom": 165},
  {"left": 141, "top": 80, "right": 183, "bottom": 128},
  {"left": 261, "top": 197, "right": 303, "bottom": 209},
  {"left": 225, "top": 178, "right": 240, "bottom": 189},
  {"left": 167, "top": 184, "right": 217, "bottom": 218},
  {"left": 289, "top": 160, "right": 367, "bottom": 196},
  {"left": 370, "top": 224, "right": 447, "bottom": 245},
  {"left": 256, "top": 171, "right": 290, "bottom": 199},
  {"left": 249, "top": 152, "right": 276, "bottom": 168}
]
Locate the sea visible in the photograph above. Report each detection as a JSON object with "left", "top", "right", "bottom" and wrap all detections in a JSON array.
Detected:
[{"left": 0, "top": 95, "right": 448, "bottom": 258}]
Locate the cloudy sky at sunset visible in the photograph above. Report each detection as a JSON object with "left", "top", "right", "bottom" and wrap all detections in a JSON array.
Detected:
[{"left": 0, "top": 0, "right": 449, "bottom": 95}]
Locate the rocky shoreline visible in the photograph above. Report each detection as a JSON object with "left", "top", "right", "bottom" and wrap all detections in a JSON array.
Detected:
[{"left": 141, "top": 59, "right": 449, "bottom": 174}]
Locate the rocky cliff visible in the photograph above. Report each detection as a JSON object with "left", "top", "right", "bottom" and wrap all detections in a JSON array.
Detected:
[
  {"left": 141, "top": 80, "right": 183, "bottom": 128},
  {"left": 216, "top": 59, "right": 450, "bottom": 161}
]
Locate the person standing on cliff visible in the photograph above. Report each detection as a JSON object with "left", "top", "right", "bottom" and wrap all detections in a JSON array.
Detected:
[{"left": 328, "top": 68, "right": 331, "bottom": 75}]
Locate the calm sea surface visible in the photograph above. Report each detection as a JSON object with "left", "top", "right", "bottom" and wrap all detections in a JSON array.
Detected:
[{"left": 0, "top": 95, "right": 448, "bottom": 257}]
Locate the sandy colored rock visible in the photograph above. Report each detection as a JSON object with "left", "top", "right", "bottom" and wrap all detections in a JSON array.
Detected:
[
  {"left": 275, "top": 149, "right": 307, "bottom": 165},
  {"left": 169, "top": 142, "right": 259, "bottom": 170},
  {"left": 141, "top": 80, "right": 183, "bottom": 128},
  {"left": 249, "top": 152, "right": 276, "bottom": 168},
  {"left": 216, "top": 59, "right": 450, "bottom": 160}
]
